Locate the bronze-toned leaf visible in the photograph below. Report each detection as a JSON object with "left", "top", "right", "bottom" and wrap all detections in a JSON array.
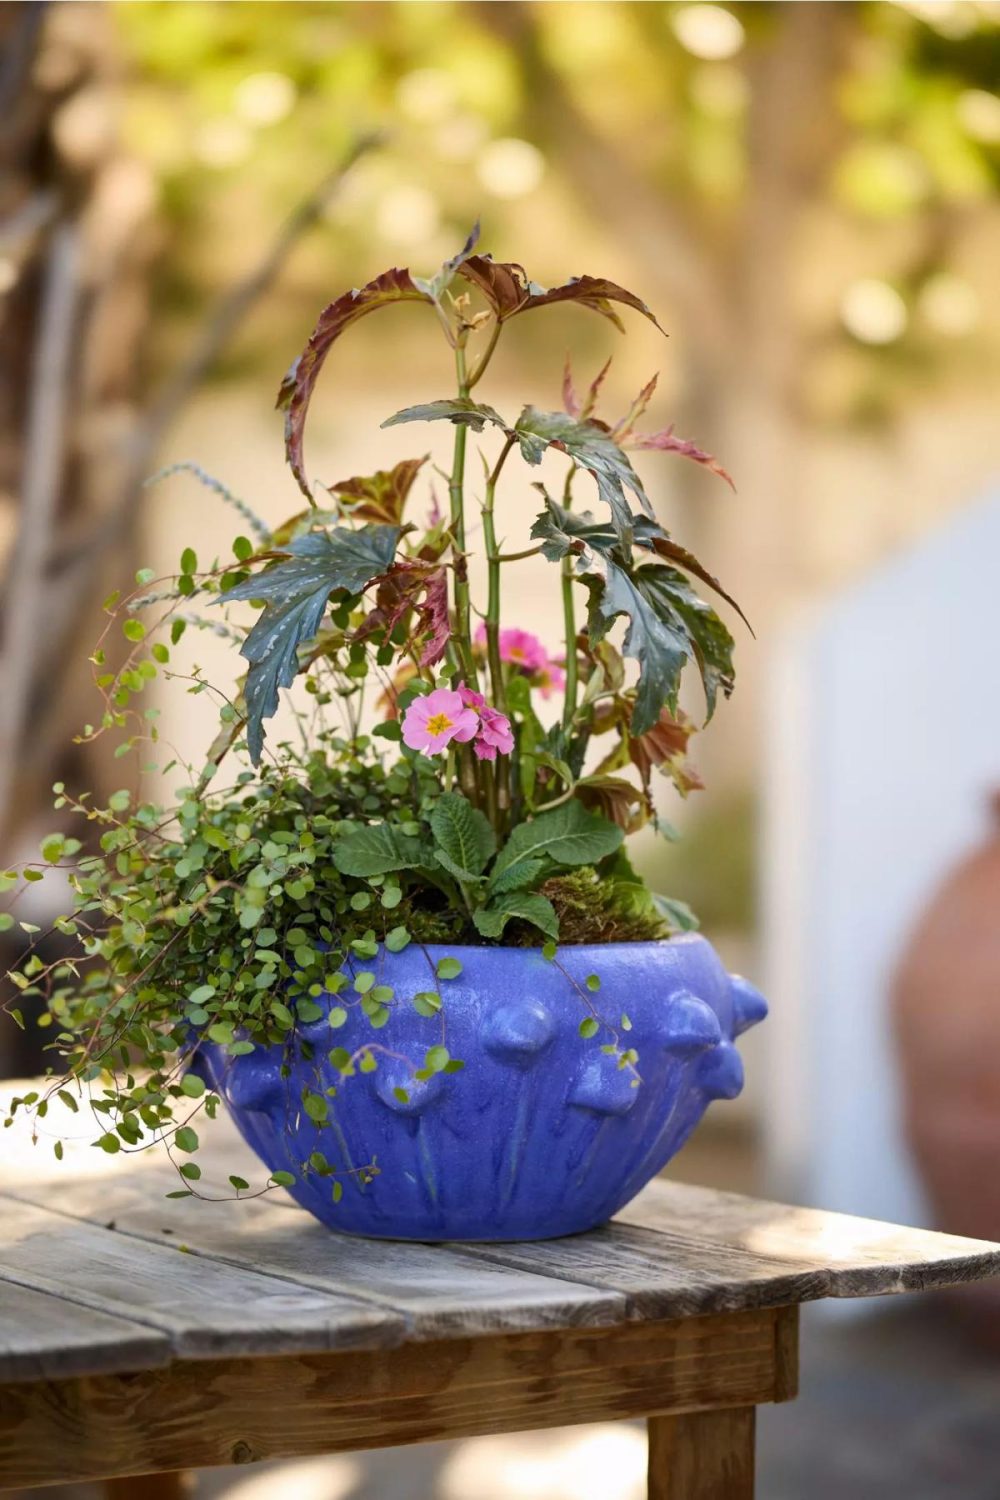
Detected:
[
  {"left": 629, "top": 424, "right": 735, "bottom": 491},
  {"left": 457, "top": 256, "right": 665, "bottom": 333},
  {"left": 357, "top": 560, "right": 450, "bottom": 668},
  {"left": 329, "top": 456, "right": 428, "bottom": 527},
  {"left": 574, "top": 776, "right": 648, "bottom": 833},
  {"left": 563, "top": 356, "right": 612, "bottom": 420},
  {"left": 277, "top": 268, "right": 434, "bottom": 497},
  {"left": 629, "top": 705, "right": 703, "bottom": 796},
  {"left": 613, "top": 371, "right": 659, "bottom": 437}
]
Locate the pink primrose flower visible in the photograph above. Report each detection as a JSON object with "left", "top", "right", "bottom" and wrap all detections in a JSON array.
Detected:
[
  {"left": 401, "top": 688, "right": 479, "bottom": 755},
  {"left": 534, "top": 660, "right": 566, "bottom": 700},
  {"left": 474, "top": 705, "right": 515, "bottom": 761}
]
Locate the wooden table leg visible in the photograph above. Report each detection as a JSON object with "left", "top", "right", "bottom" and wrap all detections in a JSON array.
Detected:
[
  {"left": 648, "top": 1407, "right": 756, "bottom": 1499},
  {"left": 105, "top": 1474, "right": 191, "bottom": 1500}
]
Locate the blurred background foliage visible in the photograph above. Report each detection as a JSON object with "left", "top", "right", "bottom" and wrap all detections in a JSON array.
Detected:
[{"left": 2, "top": 0, "right": 999, "bottom": 964}]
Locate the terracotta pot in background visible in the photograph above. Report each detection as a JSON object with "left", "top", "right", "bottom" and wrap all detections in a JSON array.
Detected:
[{"left": 893, "top": 794, "right": 1000, "bottom": 1340}]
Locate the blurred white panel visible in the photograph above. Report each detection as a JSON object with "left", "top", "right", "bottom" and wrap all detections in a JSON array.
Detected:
[{"left": 762, "top": 489, "right": 1000, "bottom": 1231}]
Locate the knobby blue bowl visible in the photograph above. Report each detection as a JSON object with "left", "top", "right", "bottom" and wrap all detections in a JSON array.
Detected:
[{"left": 192, "top": 935, "right": 767, "bottom": 1241}]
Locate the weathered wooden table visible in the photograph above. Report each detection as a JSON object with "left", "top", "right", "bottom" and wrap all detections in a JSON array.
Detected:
[{"left": 2, "top": 1099, "right": 999, "bottom": 1499}]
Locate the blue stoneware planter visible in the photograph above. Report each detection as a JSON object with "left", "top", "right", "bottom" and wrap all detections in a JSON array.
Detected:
[{"left": 192, "top": 935, "right": 766, "bottom": 1241}]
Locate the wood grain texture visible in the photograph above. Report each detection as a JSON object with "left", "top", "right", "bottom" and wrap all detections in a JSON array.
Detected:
[
  {"left": 648, "top": 1407, "right": 756, "bottom": 1500},
  {"left": 456, "top": 1220, "right": 828, "bottom": 1320},
  {"left": 0, "top": 1194, "right": 400, "bottom": 1365},
  {"left": 621, "top": 1179, "right": 1000, "bottom": 1298},
  {"left": 0, "top": 1308, "right": 793, "bottom": 1489},
  {"left": 4, "top": 1169, "right": 625, "bottom": 1341},
  {"left": 0, "top": 1282, "right": 170, "bottom": 1383}
]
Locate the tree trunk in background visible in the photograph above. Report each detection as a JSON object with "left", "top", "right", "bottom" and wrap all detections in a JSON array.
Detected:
[{"left": 0, "top": 1, "right": 157, "bottom": 1071}]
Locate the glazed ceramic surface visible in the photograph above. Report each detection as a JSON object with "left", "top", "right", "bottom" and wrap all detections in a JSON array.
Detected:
[{"left": 192, "top": 935, "right": 767, "bottom": 1241}]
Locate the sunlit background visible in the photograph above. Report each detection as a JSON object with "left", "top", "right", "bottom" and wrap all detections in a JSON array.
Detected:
[{"left": 2, "top": 2, "right": 1000, "bottom": 1497}]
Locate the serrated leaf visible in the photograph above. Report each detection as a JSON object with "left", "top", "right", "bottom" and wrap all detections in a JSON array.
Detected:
[
  {"left": 455, "top": 256, "right": 664, "bottom": 334},
  {"left": 332, "top": 822, "right": 424, "bottom": 877},
  {"left": 328, "top": 455, "right": 427, "bottom": 526},
  {"left": 434, "top": 848, "right": 486, "bottom": 886},
  {"left": 430, "top": 792, "right": 496, "bottom": 877},
  {"left": 514, "top": 408, "right": 650, "bottom": 550},
  {"left": 484, "top": 857, "right": 546, "bottom": 895},
  {"left": 219, "top": 524, "right": 400, "bottom": 764},
  {"left": 490, "top": 801, "right": 622, "bottom": 891},
  {"left": 473, "top": 892, "right": 559, "bottom": 942},
  {"left": 382, "top": 398, "right": 509, "bottom": 435},
  {"left": 278, "top": 268, "right": 434, "bottom": 496}
]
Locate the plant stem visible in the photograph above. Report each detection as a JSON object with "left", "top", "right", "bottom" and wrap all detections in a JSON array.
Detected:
[
  {"left": 448, "top": 343, "right": 479, "bottom": 803},
  {"left": 482, "top": 434, "right": 518, "bottom": 827},
  {"left": 448, "top": 345, "right": 477, "bottom": 683},
  {"left": 561, "top": 465, "right": 579, "bottom": 730},
  {"left": 482, "top": 435, "right": 516, "bottom": 712}
]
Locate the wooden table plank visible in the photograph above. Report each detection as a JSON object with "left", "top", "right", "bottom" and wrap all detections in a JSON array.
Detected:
[
  {"left": 0, "top": 1281, "right": 171, "bottom": 1382},
  {"left": 4, "top": 1170, "right": 627, "bottom": 1340},
  {"left": 0, "top": 1195, "right": 401, "bottom": 1366},
  {"left": 454, "top": 1220, "right": 828, "bottom": 1320},
  {"left": 620, "top": 1179, "right": 1000, "bottom": 1297},
  {"left": 0, "top": 1308, "right": 797, "bottom": 1490}
]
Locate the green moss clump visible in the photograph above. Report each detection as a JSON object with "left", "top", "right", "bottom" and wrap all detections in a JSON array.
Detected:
[{"left": 534, "top": 866, "right": 669, "bottom": 945}]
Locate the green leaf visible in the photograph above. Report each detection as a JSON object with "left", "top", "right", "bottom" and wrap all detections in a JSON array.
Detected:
[
  {"left": 382, "top": 398, "right": 509, "bottom": 435},
  {"left": 487, "top": 857, "right": 546, "bottom": 895},
  {"left": 40, "top": 834, "right": 65, "bottom": 864},
  {"left": 425, "top": 1045, "right": 450, "bottom": 1072},
  {"left": 179, "top": 1161, "right": 201, "bottom": 1180},
  {"left": 586, "top": 974, "right": 601, "bottom": 992},
  {"left": 180, "top": 547, "right": 197, "bottom": 575},
  {"left": 174, "top": 1126, "right": 199, "bottom": 1153},
  {"left": 652, "top": 892, "right": 700, "bottom": 932},
  {"left": 433, "top": 849, "right": 486, "bottom": 886},
  {"left": 412, "top": 990, "right": 442, "bottom": 1016},
  {"left": 430, "top": 792, "right": 496, "bottom": 877},
  {"left": 533, "top": 499, "right": 737, "bottom": 734},
  {"left": 579, "top": 1017, "right": 599, "bottom": 1039},
  {"left": 490, "top": 801, "right": 622, "bottom": 891},
  {"left": 332, "top": 821, "right": 424, "bottom": 877},
  {"left": 473, "top": 892, "right": 559, "bottom": 942},
  {"left": 218, "top": 524, "right": 400, "bottom": 764},
  {"left": 384, "top": 924, "right": 411, "bottom": 953},
  {"left": 180, "top": 1073, "right": 205, "bottom": 1098},
  {"left": 436, "top": 956, "right": 462, "bottom": 980},
  {"left": 269, "top": 1169, "right": 296, "bottom": 1187},
  {"left": 229, "top": 1175, "right": 250, "bottom": 1192},
  {"left": 303, "top": 1091, "right": 329, "bottom": 1123},
  {"left": 514, "top": 408, "right": 651, "bottom": 549}
]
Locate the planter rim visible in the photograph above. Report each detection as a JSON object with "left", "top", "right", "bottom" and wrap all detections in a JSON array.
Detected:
[{"left": 366, "top": 935, "right": 702, "bottom": 957}]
